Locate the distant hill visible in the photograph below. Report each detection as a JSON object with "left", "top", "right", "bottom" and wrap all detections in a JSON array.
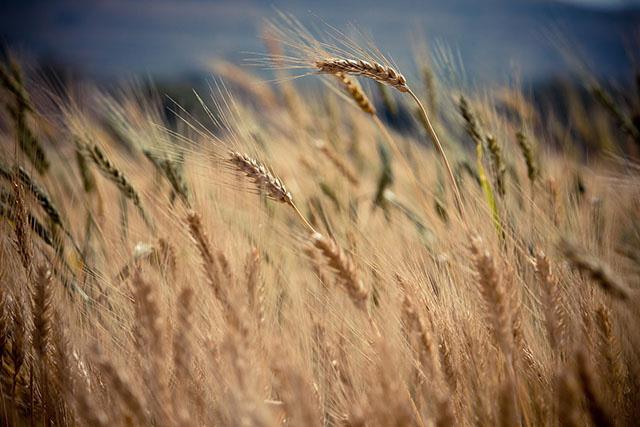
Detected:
[{"left": 1, "top": 0, "right": 637, "bottom": 83}]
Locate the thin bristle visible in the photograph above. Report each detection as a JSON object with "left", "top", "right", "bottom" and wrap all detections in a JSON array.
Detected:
[{"left": 315, "top": 140, "right": 360, "bottom": 186}]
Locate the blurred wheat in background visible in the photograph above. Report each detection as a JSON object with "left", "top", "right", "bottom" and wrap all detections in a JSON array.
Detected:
[{"left": 0, "top": 5, "right": 640, "bottom": 426}]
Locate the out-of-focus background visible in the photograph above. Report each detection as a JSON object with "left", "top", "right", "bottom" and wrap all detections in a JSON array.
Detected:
[{"left": 1, "top": 0, "right": 638, "bottom": 85}]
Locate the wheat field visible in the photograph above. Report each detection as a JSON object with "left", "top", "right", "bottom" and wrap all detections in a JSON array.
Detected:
[{"left": 0, "top": 14, "right": 639, "bottom": 426}]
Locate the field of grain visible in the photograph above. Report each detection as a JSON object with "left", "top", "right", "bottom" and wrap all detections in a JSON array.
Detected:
[{"left": 0, "top": 14, "right": 639, "bottom": 426}]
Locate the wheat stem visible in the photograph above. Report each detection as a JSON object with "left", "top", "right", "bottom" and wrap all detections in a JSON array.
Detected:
[{"left": 408, "top": 88, "right": 465, "bottom": 220}]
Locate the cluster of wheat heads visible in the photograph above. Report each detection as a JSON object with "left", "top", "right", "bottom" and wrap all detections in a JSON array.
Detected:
[{"left": 1, "top": 17, "right": 640, "bottom": 427}]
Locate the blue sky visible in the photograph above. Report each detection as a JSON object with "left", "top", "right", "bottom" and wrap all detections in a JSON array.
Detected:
[{"left": 1, "top": 0, "right": 638, "bottom": 82}]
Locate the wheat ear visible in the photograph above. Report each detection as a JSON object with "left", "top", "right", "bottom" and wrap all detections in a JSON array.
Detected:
[
  {"left": 227, "top": 151, "right": 316, "bottom": 233},
  {"left": 10, "top": 297, "right": 26, "bottom": 396},
  {"left": 396, "top": 274, "right": 438, "bottom": 376},
  {"left": 485, "top": 134, "right": 506, "bottom": 197},
  {"left": 86, "top": 144, "right": 154, "bottom": 231},
  {"left": 516, "top": 130, "right": 538, "bottom": 184},
  {"left": 316, "top": 58, "right": 408, "bottom": 92},
  {"left": 333, "top": 72, "right": 376, "bottom": 115},
  {"left": 560, "top": 239, "right": 630, "bottom": 300},
  {"left": 32, "top": 266, "right": 52, "bottom": 360},
  {"left": 0, "top": 288, "right": 7, "bottom": 365},
  {"left": 14, "top": 166, "right": 82, "bottom": 254},
  {"left": 458, "top": 96, "right": 483, "bottom": 145},
  {"left": 311, "top": 232, "right": 367, "bottom": 310},
  {"left": 185, "top": 211, "right": 245, "bottom": 334},
  {"left": 11, "top": 176, "right": 32, "bottom": 276},
  {"left": 534, "top": 251, "right": 566, "bottom": 350},
  {"left": 469, "top": 236, "right": 511, "bottom": 354},
  {"left": 315, "top": 58, "right": 465, "bottom": 220},
  {"left": 93, "top": 346, "right": 148, "bottom": 425},
  {"left": 594, "top": 305, "right": 625, "bottom": 406}
]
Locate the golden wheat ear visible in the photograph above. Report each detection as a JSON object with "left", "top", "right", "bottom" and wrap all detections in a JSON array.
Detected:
[
  {"left": 226, "top": 151, "right": 316, "bottom": 233},
  {"left": 227, "top": 151, "right": 293, "bottom": 205},
  {"left": 314, "top": 56, "right": 466, "bottom": 220},
  {"left": 311, "top": 232, "right": 368, "bottom": 310},
  {"left": 315, "top": 58, "right": 408, "bottom": 93},
  {"left": 333, "top": 72, "right": 376, "bottom": 116}
]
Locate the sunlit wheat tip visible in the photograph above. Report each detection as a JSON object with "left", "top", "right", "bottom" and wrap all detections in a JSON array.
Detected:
[
  {"left": 315, "top": 58, "right": 408, "bottom": 93},
  {"left": 227, "top": 151, "right": 293, "bottom": 205}
]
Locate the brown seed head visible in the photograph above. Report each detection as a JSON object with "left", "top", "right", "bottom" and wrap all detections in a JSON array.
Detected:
[
  {"left": 315, "top": 58, "right": 408, "bottom": 93},
  {"left": 227, "top": 151, "right": 293, "bottom": 205}
]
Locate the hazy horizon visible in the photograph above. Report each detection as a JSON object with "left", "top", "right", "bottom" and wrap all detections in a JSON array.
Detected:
[{"left": 1, "top": 0, "right": 639, "bottom": 84}]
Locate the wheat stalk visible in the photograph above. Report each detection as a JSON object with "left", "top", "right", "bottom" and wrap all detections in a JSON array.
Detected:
[{"left": 315, "top": 57, "right": 465, "bottom": 220}]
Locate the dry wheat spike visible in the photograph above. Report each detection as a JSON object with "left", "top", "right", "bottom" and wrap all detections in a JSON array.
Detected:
[
  {"left": 227, "top": 151, "right": 316, "bottom": 233},
  {"left": 334, "top": 72, "right": 376, "bottom": 115},
  {"left": 316, "top": 58, "right": 408, "bottom": 93},
  {"left": 311, "top": 232, "right": 367, "bottom": 309}
]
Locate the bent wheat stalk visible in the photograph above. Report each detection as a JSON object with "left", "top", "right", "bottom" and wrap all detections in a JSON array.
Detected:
[
  {"left": 331, "top": 66, "right": 426, "bottom": 201},
  {"left": 316, "top": 58, "right": 465, "bottom": 220}
]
